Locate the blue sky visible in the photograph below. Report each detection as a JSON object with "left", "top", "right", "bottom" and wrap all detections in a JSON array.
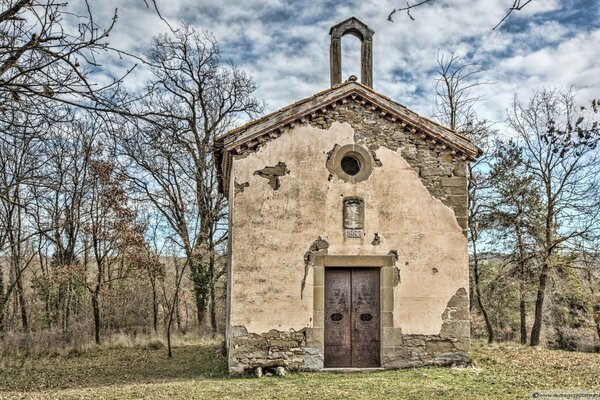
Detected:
[{"left": 90, "top": 0, "right": 600, "bottom": 126}]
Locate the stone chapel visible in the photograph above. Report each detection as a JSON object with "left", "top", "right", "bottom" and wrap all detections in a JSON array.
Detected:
[{"left": 215, "top": 17, "right": 480, "bottom": 375}]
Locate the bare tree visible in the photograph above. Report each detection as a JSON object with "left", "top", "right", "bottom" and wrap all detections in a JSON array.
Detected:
[
  {"left": 507, "top": 88, "right": 600, "bottom": 346},
  {"left": 488, "top": 140, "right": 542, "bottom": 344},
  {"left": 29, "top": 112, "right": 96, "bottom": 331},
  {"left": 433, "top": 52, "right": 496, "bottom": 343},
  {"left": 83, "top": 154, "right": 145, "bottom": 344},
  {"left": 0, "top": 0, "right": 132, "bottom": 125},
  {"left": 0, "top": 124, "right": 47, "bottom": 332},
  {"left": 117, "top": 24, "right": 262, "bottom": 356}
]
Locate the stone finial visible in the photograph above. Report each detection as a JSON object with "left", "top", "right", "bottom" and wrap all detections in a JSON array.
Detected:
[{"left": 329, "top": 17, "right": 374, "bottom": 88}]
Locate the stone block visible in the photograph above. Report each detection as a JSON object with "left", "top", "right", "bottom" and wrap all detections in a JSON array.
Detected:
[
  {"left": 382, "top": 327, "right": 394, "bottom": 346},
  {"left": 453, "top": 163, "right": 467, "bottom": 176},
  {"left": 441, "top": 177, "right": 467, "bottom": 187},
  {"left": 404, "top": 337, "right": 425, "bottom": 347},
  {"left": 303, "top": 347, "right": 324, "bottom": 370},
  {"left": 382, "top": 287, "right": 394, "bottom": 313},
  {"left": 381, "top": 267, "right": 394, "bottom": 288},
  {"left": 313, "top": 266, "right": 324, "bottom": 287},
  {"left": 454, "top": 339, "right": 470, "bottom": 352},
  {"left": 313, "top": 286, "right": 324, "bottom": 311},
  {"left": 425, "top": 340, "right": 456, "bottom": 355},
  {"left": 313, "top": 310, "right": 324, "bottom": 328},
  {"left": 448, "top": 195, "right": 468, "bottom": 206},
  {"left": 381, "top": 311, "right": 393, "bottom": 328},
  {"left": 230, "top": 325, "right": 248, "bottom": 338},
  {"left": 305, "top": 327, "right": 324, "bottom": 347},
  {"left": 439, "top": 321, "right": 470, "bottom": 339},
  {"left": 269, "top": 338, "right": 301, "bottom": 348},
  {"left": 393, "top": 328, "right": 404, "bottom": 346}
]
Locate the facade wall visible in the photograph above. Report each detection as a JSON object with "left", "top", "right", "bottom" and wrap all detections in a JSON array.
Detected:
[{"left": 227, "top": 99, "right": 470, "bottom": 374}]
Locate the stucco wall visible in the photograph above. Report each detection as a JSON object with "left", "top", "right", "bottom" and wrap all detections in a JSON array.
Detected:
[{"left": 227, "top": 102, "right": 470, "bottom": 373}]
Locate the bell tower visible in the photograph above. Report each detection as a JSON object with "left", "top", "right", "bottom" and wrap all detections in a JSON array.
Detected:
[{"left": 329, "top": 17, "right": 374, "bottom": 88}]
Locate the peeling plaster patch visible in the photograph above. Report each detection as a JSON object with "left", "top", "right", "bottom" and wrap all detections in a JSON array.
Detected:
[
  {"left": 253, "top": 162, "right": 290, "bottom": 190},
  {"left": 439, "top": 287, "right": 470, "bottom": 339},
  {"left": 301, "top": 237, "right": 329, "bottom": 299},
  {"left": 388, "top": 250, "right": 399, "bottom": 261},
  {"left": 371, "top": 233, "right": 381, "bottom": 245},
  {"left": 234, "top": 181, "right": 249, "bottom": 196}
]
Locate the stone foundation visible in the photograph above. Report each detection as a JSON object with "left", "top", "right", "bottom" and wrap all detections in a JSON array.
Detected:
[
  {"left": 228, "top": 288, "right": 470, "bottom": 374},
  {"left": 229, "top": 329, "right": 468, "bottom": 374},
  {"left": 228, "top": 326, "right": 307, "bottom": 375}
]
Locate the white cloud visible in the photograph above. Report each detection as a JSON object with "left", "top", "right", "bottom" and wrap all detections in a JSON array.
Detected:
[{"left": 74, "top": 0, "right": 600, "bottom": 128}]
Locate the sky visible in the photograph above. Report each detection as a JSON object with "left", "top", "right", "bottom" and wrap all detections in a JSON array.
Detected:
[{"left": 87, "top": 0, "right": 600, "bottom": 127}]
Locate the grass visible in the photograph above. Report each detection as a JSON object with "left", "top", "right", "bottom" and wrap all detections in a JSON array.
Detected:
[{"left": 0, "top": 341, "right": 599, "bottom": 399}]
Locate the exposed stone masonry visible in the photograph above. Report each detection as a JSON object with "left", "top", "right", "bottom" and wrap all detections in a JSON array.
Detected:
[
  {"left": 229, "top": 287, "right": 470, "bottom": 374},
  {"left": 228, "top": 326, "right": 306, "bottom": 375},
  {"left": 307, "top": 98, "right": 468, "bottom": 235},
  {"left": 253, "top": 161, "right": 290, "bottom": 190}
]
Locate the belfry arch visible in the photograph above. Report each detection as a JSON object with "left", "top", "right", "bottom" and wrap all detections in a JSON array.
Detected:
[{"left": 329, "top": 17, "right": 374, "bottom": 88}]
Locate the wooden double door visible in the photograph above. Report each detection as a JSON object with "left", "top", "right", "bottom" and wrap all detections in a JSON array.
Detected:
[{"left": 324, "top": 268, "right": 380, "bottom": 368}]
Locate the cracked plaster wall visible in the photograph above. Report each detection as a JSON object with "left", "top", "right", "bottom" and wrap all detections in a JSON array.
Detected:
[{"left": 229, "top": 120, "right": 468, "bottom": 338}]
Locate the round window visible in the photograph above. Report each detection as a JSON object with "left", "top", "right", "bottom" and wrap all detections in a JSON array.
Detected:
[
  {"left": 341, "top": 155, "right": 361, "bottom": 176},
  {"left": 325, "top": 144, "right": 374, "bottom": 183}
]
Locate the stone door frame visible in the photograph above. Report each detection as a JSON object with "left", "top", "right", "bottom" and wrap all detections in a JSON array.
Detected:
[{"left": 306, "top": 254, "right": 396, "bottom": 370}]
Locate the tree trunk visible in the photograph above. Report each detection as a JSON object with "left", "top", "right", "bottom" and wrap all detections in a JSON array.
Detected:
[
  {"left": 469, "top": 273, "right": 475, "bottom": 312},
  {"left": 15, "top": 270, "right": 28, "bottom": 332},
  {"left": 584, "top": 269, "right": 600, "bottom": 344},
  {"left": 197, "top": 303, "right": 205, "bottom": 330},
  {"left": 0, "top": 268, "right": 5, "bottom": 333},
  {"left": 151, "top": 279, "right": 158, "bottom": 335},
  {"left": 0, "top": 302, "right": 4, "bottom": 334},
  {"left": 63, "top": 282, "right": 72, "bottom": 332},
  {"left": 530, "top": 261, "right": 549, "bottom": 346},
  {"left": 594, "top": 308, "right": 600, "bottom": 343},
  {"left": 519, "top": 278, "right": 527, "bottom": 345},
  {"left": 472, "top": 239, "right": 494, "bottom": 343},
  {"left": 56, "top": 282, "right": 67, "bottom": 328},
  {"left": 209, "top": 252, "right": 217, "bottom": 335},
  {"left": 91, "top": 290, "right": 101, "bottom": 345},
  {"left": 44, "top": 289, "right": 52, "bottom": 329},
  {"left": 166, "top": 260, "right": 190, "bottom": 358},
  {"left": 190, "top": 261, "right": 208, "bottom": 331},
  {"left": 515, "top": 224, "right": 527, "bottom": 344}
]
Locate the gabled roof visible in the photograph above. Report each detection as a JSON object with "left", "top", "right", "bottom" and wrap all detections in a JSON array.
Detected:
[{"left": 215, "top": 80, "right": 481, "bottom": 195}]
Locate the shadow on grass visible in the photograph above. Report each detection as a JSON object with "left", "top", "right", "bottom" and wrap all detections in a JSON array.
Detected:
[{"left": 0, "top": 344, "right": 229, "bottom": 392}]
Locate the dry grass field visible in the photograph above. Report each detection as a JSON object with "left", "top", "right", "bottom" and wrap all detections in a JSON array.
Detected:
[{"left": 1, "top": 340, "right": 599, "bottom": 399}]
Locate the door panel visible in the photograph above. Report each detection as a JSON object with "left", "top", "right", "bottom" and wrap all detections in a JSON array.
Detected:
[
  {"left": 351, "top": 268, "right": 380, "bottom": 367},
  {"left": 324, "top": 268, "right": 380, "bottom": 368},
  {"left": 324, "top": 268, "right": 352, "bottom": 368}
]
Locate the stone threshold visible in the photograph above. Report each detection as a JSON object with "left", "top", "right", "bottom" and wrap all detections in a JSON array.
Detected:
[{"left": 320, "top": 367, "right": 385, "bottom": 373}]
